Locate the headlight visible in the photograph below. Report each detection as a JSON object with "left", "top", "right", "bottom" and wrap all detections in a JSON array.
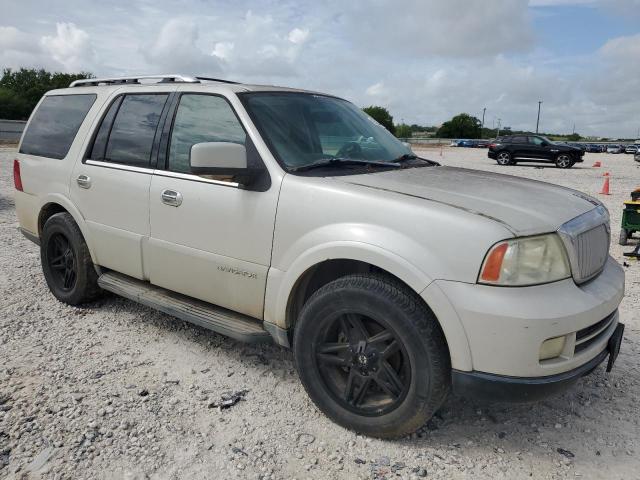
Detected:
[{"left": 478, "top": 234, "right": 571, "bottom": 286}]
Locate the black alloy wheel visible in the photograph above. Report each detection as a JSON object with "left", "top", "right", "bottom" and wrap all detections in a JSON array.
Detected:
[
  {"left": 46, "top": 232, "right": 77, "bottom": 291},
  {"left": 314, "top": 312, "right": 411, "bottom": 416}
]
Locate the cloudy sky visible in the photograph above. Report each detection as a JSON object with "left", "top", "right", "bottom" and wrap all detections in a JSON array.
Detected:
[{"left": 1, "top": 0, "right": 640, "bottom": 137}]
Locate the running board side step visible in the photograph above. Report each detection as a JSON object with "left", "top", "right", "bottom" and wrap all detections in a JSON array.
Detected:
[{"left": 98, "top": 271, "right": 272, "bottom": 343}]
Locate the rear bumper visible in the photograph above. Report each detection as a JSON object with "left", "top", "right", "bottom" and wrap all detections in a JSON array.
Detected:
[
  {"left": 487, "top": 151, "right": 497, "bottom": 159},
  {"left": 451, "top": 347, "right": 608, "bottom": 402}
]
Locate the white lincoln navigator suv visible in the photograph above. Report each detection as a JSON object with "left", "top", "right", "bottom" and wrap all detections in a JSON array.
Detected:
[{"left": 13, "top": 75, "right": 625, "bottom": 438}]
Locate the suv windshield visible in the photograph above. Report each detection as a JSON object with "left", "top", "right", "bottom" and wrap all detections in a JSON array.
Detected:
[{"left": 241, "top": 92, "right": 413, "bottom": 171}]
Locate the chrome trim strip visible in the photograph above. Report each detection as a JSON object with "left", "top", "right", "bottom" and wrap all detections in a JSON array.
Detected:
[
  {"left": 85, "top": 159, "right": 155, "bottom": 174},
  {"left": 84, "top": 160, "right": 241, "bottom": 187},
  {"left": 557, "top": 206, "right": 610, "bottom": 284},
  {"left": 152, "top": 170, "right": 240, "bottom": 188}
]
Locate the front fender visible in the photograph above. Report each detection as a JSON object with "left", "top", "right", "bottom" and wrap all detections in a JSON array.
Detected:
[{"left": 265, "top": 240, "right": 432, "bottom": 330}]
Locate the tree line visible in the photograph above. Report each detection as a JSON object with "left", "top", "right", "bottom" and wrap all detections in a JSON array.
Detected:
[{"left": 0, "top": 68, "right": 92, "bottom": 120}]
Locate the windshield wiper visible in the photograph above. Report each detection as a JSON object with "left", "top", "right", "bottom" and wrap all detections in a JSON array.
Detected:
[
  {"left": 291, "top": 158, "right": 401, "bottom": 172},
  {"left": 393, "top": 153, "right": 440, "bottom": 166},
  {"left": 393, "top": 153, "right": 418, "bottom": 162}
]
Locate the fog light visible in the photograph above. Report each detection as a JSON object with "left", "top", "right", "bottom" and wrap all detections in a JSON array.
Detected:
[{"left": 540, "top": 336, "right": 566, "bottom": 360}]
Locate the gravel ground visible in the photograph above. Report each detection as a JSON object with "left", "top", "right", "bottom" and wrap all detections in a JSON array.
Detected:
[{"left": 0, "top": 145, "right": 639, "bottom": 480}]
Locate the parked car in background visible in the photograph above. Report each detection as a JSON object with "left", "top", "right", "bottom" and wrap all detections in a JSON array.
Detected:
[
  {"left": 635, "top": 151, "right": 640, "bottom": 163},
  {"left": 585, "top": 144, "right": 602, "bottom": 153},
  {"left": 607, "top": 145, "right": 624, "bottom": 154},
  {"left": 488, "top": 135, "right": 584, "bottom": 168},
  {"left": 474, "top": 140, "right": 490, "bottom": 148},
  {"left": 13, "top": 74, "right": 624, "bottom": 438},
  {"left": 458, "top": 139, "right": 476, "bottom": 147},
  {"left": 625, "top": 145, "right": 638, "bottom": 154}
]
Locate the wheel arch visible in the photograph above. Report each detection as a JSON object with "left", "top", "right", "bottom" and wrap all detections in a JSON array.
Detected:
[
  {"left": 37, "top": 194, "right": 98, "bottom": 264},
  {"left": 264, "top": 242, "right": 470, "bottom": 369}
]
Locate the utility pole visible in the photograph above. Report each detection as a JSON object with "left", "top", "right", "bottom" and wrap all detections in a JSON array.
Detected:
[
  {"left": 481, "top": 107, "right": 486, "bottom": 138},
  {"left": 496, "top": 118, "right": 502, "bottom": 139},
  {"left": 536, "top": 101, "right": 542, "bottom": 134}
]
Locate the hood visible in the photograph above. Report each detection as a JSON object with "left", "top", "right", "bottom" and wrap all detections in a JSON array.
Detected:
[{"left": 334, "top": 166, "right": 601, "bottom": 236}]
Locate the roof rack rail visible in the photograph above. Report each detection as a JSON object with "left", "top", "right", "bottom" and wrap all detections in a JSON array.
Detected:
[
  {"left": 70, "top": 74, "right": 239, "bottom": 88},
  {"left": 195, "top": 76, "right": 239, "bottom": 84},
  {"left": 69, "top": 74, "right": 200, "bottom": 88}
]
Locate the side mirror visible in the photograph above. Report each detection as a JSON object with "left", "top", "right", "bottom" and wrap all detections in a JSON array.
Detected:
[{"left": 190, "top": 142, "right": 263, "bottom": 186}]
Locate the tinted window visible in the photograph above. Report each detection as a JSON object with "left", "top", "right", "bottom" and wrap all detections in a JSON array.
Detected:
[
  {"left": 104, "top": 94, "right": 168, "bottom": 167},
  {"left": 89, "top": 96, "right": 123, "bottom": 160},
  {"left": 511, "top": 136, "right": 527, "bottom": 144},
  {"left": 20, "top": 94, "right": 96, "bottom": 159},
  {"left": 168, "top": 94, "right": 246, "bottom": 173}
]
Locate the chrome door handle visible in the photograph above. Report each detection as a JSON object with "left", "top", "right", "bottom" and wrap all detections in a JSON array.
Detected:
[
  {"left": 161, "top": 189, "right": 183, "bottom": 207},
  {"left": 76, "top": 174, "right": 91, "bottom": 189}
]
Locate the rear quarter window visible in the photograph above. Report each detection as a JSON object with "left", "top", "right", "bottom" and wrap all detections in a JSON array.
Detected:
[{"left": 19, "top": 94, "right": 97, "bottom": 159}]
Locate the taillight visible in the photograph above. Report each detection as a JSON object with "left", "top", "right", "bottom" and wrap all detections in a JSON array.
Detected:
[
  {"left": 488, "top": 143, "right": 497, "bottom": 149},
  {"left": 13, "top": 159, "right": 23, "bottom": 192}
]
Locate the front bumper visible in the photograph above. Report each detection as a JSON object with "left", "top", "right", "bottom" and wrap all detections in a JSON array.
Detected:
[
  {"left": 429, "top": 256, "right": 624, "bottom": 378},
  {"left": 452, "top": 322, "right": 624, "bottom": 402}
]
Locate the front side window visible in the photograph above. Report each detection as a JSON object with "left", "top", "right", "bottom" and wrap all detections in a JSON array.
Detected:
[
  {"left": 529, "top": 136, "right": 552, "bottom": 146},
  {"left": 168, "top": 94, "right": 246, "bottom": 173},
  {"left": 92, "top": 94, "right": 168, "bottom": 168},
  {"left": 241, "top": 92, "right": 411, "bottom": 171},
  {"left": 20, "top": 94, "right": 96, "bottom": 159}
]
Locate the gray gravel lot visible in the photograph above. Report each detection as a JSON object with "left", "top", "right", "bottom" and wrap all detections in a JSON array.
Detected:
[{"left": 1, "top": 146, "right": 639, "bottom": 480}]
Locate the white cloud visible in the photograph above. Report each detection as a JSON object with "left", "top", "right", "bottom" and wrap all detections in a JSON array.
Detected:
[
  {"left": 365, "top": 82, "right": 386, "bottom": 96},
  {"left": 145, "top": 17, "right": 222, "bottom": 74},
  {"left": 288, "top": 28, "right": 309, "bottom": 44},
  {"left": 212, "top": 42, "right": 234, "bottom": 60},
  {"left": 338, "top": 0, "right": 534, "bottom": 57},
  {"left": 40, "top": 23, "right": 94, "bottom": 72}
]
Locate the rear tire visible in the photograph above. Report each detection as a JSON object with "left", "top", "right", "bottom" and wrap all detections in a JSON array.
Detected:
[
  {"left": 555, "top": 154, "right": 573, "bottom": 168},
  {"left": 496, "top": 151, "right": 512, "bottom": 166},
  {"left": 41, "top": 213, "right": 102, "bottom": 305},
  {"left": 293, "top": 274, "right": 450, "bottom": 438}
]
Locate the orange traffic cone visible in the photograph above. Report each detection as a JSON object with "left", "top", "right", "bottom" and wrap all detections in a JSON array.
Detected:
[
  {"left": 599, "top": 172, "right": 610, "bottom": 195},
  {"left": 592, "top": 161, "right": 601, "bottom": 167}
]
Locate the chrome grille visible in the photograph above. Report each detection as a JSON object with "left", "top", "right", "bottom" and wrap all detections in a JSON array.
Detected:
[
  {"left": 558, "top": 206, "right": 610, "bottom": 284},
  {"left": 575, "top": 224, "right": 609, "bottom": 280}
]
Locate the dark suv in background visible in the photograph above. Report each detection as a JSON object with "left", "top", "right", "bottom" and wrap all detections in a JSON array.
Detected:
[{"left": 488, "top": 135, "right": 584, "bottom": 168}]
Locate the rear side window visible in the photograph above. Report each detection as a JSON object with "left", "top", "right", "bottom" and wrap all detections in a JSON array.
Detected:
[
  {"left": 511, "top": 136, "right": 527, "bottom": 144},
  {"left": 90, "top": 94, "right": 168, "bottom": 168},
  {"left": 19, "top": 94, "right": 96, "bottom": 159}
]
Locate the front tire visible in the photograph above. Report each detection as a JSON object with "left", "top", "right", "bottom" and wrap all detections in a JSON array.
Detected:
[
  {"left": 555, "top": 154, "right": 573, "bottom": 168},
  {"left": 41, "top": 213, "right": 102, "bottom": 305},
  {"left": 293, "top": 274, "right": 450, "bottom": 438},
  {"left": 496, "top": 151, "right": 512, "bottom": 166}
]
